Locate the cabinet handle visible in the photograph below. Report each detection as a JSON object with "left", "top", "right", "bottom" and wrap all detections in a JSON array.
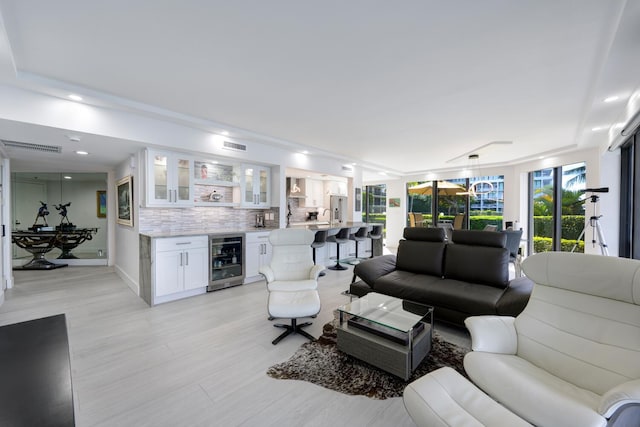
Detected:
[
  {"left": 180, "top": 252, "right": 184, "bottom": 266},
  {"left": 176, "top": 242, "right": 191, "bottom": 245},
  {"left": 185, "top": 252, "right": 189, "bottom": 266}
]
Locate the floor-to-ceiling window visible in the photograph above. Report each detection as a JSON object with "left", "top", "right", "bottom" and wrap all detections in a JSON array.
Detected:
[
  {"left": 528, "top": 162, "right": 586, "bottom": 254},
  {"left": 363, "top": 184, "right": 386, "bottom": 235},
  {"left": 406, "top": 175, "right": 504, "bottom": 230}
]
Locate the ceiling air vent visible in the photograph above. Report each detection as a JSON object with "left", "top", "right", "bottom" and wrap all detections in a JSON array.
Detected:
[
  {"left": 342, "top": 165, "right": 353, "bottom": 171},
  {"left": 222, "top": 141, "right": 247, "bottom": 152},
  {"left": 2, "top": 140, "right": 62, "bottom": 154}
]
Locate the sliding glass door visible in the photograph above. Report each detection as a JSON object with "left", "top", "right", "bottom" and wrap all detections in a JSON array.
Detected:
[
  {"left": 363, "top": 184, "right": 386, "bottom": 235},
  {"left": 406, "top": 175, "right": 504, "bottom": 230},
  {"left": 528, "top": 162, "right": 586, "bottom": 254}
]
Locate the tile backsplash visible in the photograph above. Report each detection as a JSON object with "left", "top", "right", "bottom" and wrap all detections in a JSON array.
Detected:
[{"left": 139, "top": 207, "right": 279, "bottom": 233}]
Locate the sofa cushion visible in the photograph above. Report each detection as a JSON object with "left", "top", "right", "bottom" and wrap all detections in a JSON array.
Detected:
[
  {"left": 445, "top": 243, "right": 509, "bottom": 288},
  {"left": 375, "top": 272, "right": 503, "bottom": 316},
  {"left": 396, "top": 239, "right": 446, "bottom": 276},
  {"left": 417, "top": 278, "right": 503, "bottom": 315},
  {"left": 373, "top": 270, "right": 442, "bottom": 302},
  {"left": 464, "top": 352, "right": 604, "bottom": 427}
]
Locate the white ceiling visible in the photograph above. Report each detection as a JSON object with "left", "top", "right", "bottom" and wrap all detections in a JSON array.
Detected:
[{"left": 0, "top": 1, "right": 639, "bottom": 176}]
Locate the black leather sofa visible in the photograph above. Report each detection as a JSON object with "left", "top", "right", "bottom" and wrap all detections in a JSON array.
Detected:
[{"left": 350, "top": 227, "right": 534, "bottom": 326}]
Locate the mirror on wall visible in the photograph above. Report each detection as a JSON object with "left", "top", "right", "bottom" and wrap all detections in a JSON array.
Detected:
[{"left": 11, "top": 172, "right": 108, "bottom": 262}]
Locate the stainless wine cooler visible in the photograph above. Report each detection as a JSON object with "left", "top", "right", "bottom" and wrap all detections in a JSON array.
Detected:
[{"left": 208, "top": 234, "right": 245, "bottom": 291}]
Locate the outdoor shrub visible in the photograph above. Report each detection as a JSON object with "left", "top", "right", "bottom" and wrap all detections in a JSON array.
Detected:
[{"left": 533, "top": 236, "right": 584, "bottom": 253}]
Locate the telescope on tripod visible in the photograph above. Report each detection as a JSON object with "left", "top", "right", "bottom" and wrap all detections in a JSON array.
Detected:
[{"left": 571, "top": 187, "right": 609, "bottom": 256}]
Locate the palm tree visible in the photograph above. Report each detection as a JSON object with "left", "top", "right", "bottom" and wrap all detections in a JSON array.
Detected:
[{"left": 563, "top": 164, "right": 586, "bottom": 190}]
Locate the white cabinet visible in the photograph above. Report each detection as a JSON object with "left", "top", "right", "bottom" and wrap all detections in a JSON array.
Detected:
[
  {"left": 326, "top": 180, "right": 348, "bottom": 196},
  {"left": 153, "top": 236, "right": 208, "bottom": 303},
  {"left": 146, "top": 149, "right": 194, "bottom": 207},
  {"left": 193, "top": 159, "right": 239, "bottom": 207},
  {"left": 301, "top": 179, "right": 325, "bottom": 207},
  {"left": 245, "top": 231, "right": 272, "bottom": 283},
  {"left": 237, "top": 164, "right": 270, "bottom": 208}
]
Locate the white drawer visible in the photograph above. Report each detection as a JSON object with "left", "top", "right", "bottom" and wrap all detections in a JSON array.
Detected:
[
  {"left": 245, "top": 231, "right": 271, "bottom": 244},
  {"left": 155, "top": 235, "right": 208, "bottom": 251}
]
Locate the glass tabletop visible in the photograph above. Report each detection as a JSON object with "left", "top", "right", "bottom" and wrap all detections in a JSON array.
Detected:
[{"left": 337, "top": 292, "right": 432, "bottom": 333}]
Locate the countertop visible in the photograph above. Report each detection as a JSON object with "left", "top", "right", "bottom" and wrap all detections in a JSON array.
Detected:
[
  {"left": 140, "top": 227, "right": 279, "bottom": 238},
  {"left": 140, "top": 222, "right": 380, "bottom": 238},
  {"left": 287, "top": 221, "right": 379, "bottom": 231}
]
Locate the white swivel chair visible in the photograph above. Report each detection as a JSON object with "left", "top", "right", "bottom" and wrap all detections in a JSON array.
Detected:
[
  {"left": 404, "top": 252, "right": 640, "bottom": 426},
  {"left": 259, "top": 229, "right": 324, "bottom": 345}
]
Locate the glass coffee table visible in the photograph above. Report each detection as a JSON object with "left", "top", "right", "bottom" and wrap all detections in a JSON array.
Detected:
[{"left": 336, "top": 292, "right": 433, "bottom": 380}]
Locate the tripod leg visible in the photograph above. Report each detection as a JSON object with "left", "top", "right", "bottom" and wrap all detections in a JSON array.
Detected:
[
  {"left": 571, "top": 228, "right": 586, "bottom": 253},
  {"left": 594, "top": 220, "right": 609, "bottom": 256}
]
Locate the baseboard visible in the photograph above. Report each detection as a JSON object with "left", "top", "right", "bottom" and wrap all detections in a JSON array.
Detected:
[{"left": 115, "top": 265, "right": 139, "bottom": 296}]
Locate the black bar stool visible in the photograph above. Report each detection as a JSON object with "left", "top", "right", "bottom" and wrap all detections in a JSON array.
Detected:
[
  {"left": 311, "top": 230, "right": 328, "bottom": 277},
  {"left": 368, "top": 225, "right": 383, "bottom": 258},
  {"left": 350, "top": 226, "right": 369, "bottom": 262},
  {"left": 327, "top": 227, "right": 350, "bottom": 270}
]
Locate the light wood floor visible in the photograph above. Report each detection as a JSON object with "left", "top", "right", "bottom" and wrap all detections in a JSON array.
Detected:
[{"left": 0, "top": 265, "right": 469, "bottom": 427}]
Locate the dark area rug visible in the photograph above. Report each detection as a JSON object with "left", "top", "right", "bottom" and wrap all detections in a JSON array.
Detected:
[{"left": 266, "top": 320, "right": 469, "bottom": 399}]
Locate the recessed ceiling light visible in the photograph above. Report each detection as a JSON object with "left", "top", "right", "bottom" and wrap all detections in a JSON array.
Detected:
[
  {"left": 591, "top": 126, "right": 603, "bottom": 131},
  {"left": 75, "top": 150, "right": 89, "bottom": 155},
  {"left": 351, "top": 162, "right": 357, "bottom": 166},
  {"left": 63, "top": 176, "right": 72, "bottom": 180},
  {"left": 68, "top": 94, "right": 83, "bottom": 101},
  {"left": 221, "top": 131, "right": 229, "bottom": 136},
  {"left": 604, "top": 96, "right": 619, "bottom": 103},
  {"left": 301, "top": 150, "right": 309, "bottom": 154}
]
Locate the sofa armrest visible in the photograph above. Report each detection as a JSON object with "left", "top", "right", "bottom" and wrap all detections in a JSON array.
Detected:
[
  {"left": 496, "top": 276, "right": 534, "bottom": 316},
  {"left": 352, "top": 254, "right": 397, "bottom": 287},
  {"left": 258, "top": 265, "right": 275, "bottom": 283},
  {"left": 599, "top": 379, "right": 640, "bottom": 417},
  {"left": 464, "top": 316, "right": 517, "bottom": 354}
]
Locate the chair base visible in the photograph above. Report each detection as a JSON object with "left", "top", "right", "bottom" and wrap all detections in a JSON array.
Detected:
[
  {"left": 272, "top": 318, "right": 316, "bottom": 345},
  {"left": 328, "top": 263, "right": 348, "bottom": 270}
]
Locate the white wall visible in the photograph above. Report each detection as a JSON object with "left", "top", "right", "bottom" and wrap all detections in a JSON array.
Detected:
[{"left": 113, "top": 155, "right": 139, "bottom": 295}]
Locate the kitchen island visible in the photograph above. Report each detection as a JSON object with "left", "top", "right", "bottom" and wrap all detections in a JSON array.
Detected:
[{"left": 287, "top": 221, "right": 384, "bottom": 259}]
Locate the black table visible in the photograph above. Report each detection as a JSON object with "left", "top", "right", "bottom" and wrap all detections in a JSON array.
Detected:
[
  {"left": 0, "top": 314, "right": 75, "bottom": 426},
  {"left": 12, "top": 228, "right": 98, "bottom": 269}
]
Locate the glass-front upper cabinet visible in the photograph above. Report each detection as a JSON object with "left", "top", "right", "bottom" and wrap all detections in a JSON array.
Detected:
[
  {"left": 238, "top": 164, "right": 270, "bottom": 208},
  {"left": 146, "top": 149, "right": 194, "bottom": 207}
]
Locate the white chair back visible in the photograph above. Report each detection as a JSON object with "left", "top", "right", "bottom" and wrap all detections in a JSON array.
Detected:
[
  {"left": 519, "top": 252, "right": 640, "bottom": 395},
  {"left": 268, "top": 229, "right": 315, "bottom": 281}
]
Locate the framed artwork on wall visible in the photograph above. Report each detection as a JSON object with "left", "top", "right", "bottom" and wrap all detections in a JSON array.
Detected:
[
  {"left": 355, "top": 188, "right": 362, "bottom": 211},
  {"left": 96, "top": 190, "right": 107, "bottom": 218},
  {"left": 389, "top": 198, "right": 401, "bottom": 208},
  {"left": 116, "top": 176, "right": 133, "bottom": 226}
]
